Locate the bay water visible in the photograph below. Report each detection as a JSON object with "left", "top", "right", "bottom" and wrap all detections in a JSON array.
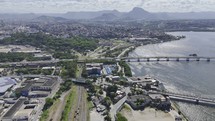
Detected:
[{"left": 129, "top": 32, "right": 215, "bottom": 121}]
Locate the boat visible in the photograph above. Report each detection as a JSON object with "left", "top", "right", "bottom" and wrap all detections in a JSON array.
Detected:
[{"left": 189, "top": 54, "right": 198, "bottom": 57}]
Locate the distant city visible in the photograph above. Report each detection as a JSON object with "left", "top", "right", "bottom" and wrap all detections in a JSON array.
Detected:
[{"left": 0, "top": 3, "right": 215, "bottom": 121}]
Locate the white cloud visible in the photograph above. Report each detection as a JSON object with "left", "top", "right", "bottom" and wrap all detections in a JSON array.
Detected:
[{"left": 0, "top": 0, "right": 215, "bottom": 13}]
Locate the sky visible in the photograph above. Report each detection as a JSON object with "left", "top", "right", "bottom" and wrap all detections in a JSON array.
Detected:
[{"left": 0, "top": 0, "right": 215, "bottom": 13}]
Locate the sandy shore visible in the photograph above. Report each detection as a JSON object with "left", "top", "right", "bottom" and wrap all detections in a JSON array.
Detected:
[{"left": 121, "top": 107, "right": 175, "bottom": 121}]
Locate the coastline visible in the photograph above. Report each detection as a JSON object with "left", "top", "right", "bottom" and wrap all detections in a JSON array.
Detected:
[
  {"left": 171, "top": 102, "right": 189, "bottom": 121},
  {"left": 125, "top": 37, "right": 189, "bottom": 121}
]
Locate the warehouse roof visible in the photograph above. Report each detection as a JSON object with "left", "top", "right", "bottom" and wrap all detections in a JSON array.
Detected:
[
  {"left": 3, "top": 98, "right": 27, "bottom": 118},
  {"left": 0, "top": 77, "right": 17, "bottom": 94}
]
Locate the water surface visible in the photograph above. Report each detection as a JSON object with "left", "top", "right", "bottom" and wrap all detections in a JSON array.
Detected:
[{"left": 129, "top": 32, "right": 215, "bottom": 121}]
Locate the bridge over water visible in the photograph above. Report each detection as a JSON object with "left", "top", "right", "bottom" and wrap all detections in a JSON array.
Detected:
[
  {"left": 0, "top": 56, "right": 215, "bottom": 67},
  {"left": 149, "top": 91, "right": 215, "bottom": 107},
  {"left": 120, "top": 56, "right": 215, "bottom": 62}
]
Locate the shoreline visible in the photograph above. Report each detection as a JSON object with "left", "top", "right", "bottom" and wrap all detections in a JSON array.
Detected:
[
  {"left": 125, "top": 38, "right": 189, "bottom": 121},
  {"left": 171, "top": 102, "right": 189, "bottom": 121}
]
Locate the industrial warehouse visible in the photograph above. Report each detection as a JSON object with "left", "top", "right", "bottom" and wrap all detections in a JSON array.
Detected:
[{"left": 0, "top": 76, "right": 60, "bottom": 121}]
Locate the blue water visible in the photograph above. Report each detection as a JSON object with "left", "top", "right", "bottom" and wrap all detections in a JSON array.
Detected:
[{"left": 129, "top": 32, "right": 215, "bottom": 121}]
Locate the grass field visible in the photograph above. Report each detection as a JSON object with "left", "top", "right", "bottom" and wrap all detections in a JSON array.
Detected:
[
  {"left": 40, "top": 99, "right": 60, "bottom": 121},
  {"left": 61, "top": 85, "right": 78, "bottom": 121}
]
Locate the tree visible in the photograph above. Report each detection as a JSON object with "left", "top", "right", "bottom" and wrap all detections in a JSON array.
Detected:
[
  {"left": 86, "top": 80, "right": 96, "bottom": 93},
  {"left": 119, "top": 61, "right": 132, "bottom": 77},
  {"left": 102, "top": 97, "right": 112, "bottom": 111},
  {"left": 93, "top": 77, "right": 97, "bottom": 82},
  {"left": 116, "top": 113, "right": 128, "bottom": 121},
  {"left": 43, "top": 98, "right": 54, "bottom": 111},
  {"left": 81, "top": 66, "right": 88, "bottom": 78},
  {"left": 106, "top": 85, "right": 118, "bottom": 100},
  {"left": 104, "top": 113, "right": 112, "bottom": 121},
  {"left": 128, "top": 93, "right": 132, "bottom": 96},
  {"left": 99, "top": 89, "right": 104, "bottom": 95}
]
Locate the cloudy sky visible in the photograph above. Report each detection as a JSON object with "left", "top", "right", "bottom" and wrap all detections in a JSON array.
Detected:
[{"left": 0, "top": 0, "right": 215, "bottom": 13}]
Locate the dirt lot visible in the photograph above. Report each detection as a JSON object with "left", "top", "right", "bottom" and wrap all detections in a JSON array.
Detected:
[
  {"left": 0, "top": 45, "right": 41, "bottom": 53},
  {"left": 121, "top": 107, "right": 175, "bottom": 121}
]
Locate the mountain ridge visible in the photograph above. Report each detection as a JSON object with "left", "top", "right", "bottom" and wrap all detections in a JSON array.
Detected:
[{"left": 1, "top": 7, "right": 215, "bottom": 22}]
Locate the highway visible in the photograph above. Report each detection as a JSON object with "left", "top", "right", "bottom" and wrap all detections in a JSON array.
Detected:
[
  {"left": 117, "top": 46, "right": 134, "bottom": 58},
  {"left": 1, "top": 56, "right": 215, "bottom": 67}
]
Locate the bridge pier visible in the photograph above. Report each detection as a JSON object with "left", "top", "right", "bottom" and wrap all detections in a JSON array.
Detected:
[
  {"left": 157, "top": 58, "right": 160, "bottom": 61},
  {"left": 166, "top": 58, "right": 169, "bottom": 61},
  {"left": 196, "top": 99, "right": 199, "bottom": 104},
  {"left": 176, "top": 58, "right": 179, "bottom": 61}
]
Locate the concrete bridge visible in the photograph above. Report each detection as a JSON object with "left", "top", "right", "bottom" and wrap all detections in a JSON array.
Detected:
[
  {"left": 120, "top": 56, "right": 215, "bottom": 62},
  {"left": 0, "top": 56, "right": 215, "bottom": 67},
  {"left": 149, "top": 91, "right": 215, "bottom": 107}
]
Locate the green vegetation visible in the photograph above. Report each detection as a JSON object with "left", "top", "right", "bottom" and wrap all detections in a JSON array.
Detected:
[
  {"left": 86, "top": 80, "right": 96, "bottom": 94},
  {"left": 81, "top": 66, "right": 88, "bottom": 78},
  {"left": 54, "top": 80, "right": 73, "bottom": 99},
  {"left": 104, "top": 45, "right": 130, "bottom": 57},
  {"left": 40, "top": 79, "right": 73, "bottom": 121},
  {"left": 104, "top": 114, "right": 112, "bottom": 121},
  {"left": 122, "top": 47, "right": 135, "bottom": 57},
  {"left": 58, "top": 61, "right": 77, "bottom": 78},
  {"left": 76, "top": 64, "right": 83, "bottom": 78},
  {"left": 0, "top": 52, "right": 32, "bottom": 62},
  {"left": 61, "top": 86, "right": 77, "bottom": 121},
  {"left": 26, "top": 56, "right": 51, "bottom": 61},
  {"left": 40, "top": 98, "right": 54, "bottom": 121},
  {"left": 130, "top": 88, "right": 144, "bottom": 95},
  {"left": 87, "top": 101, "right": 94, "bottom": 110},
  {"left": 1, "top": 32, "right": 98, "bottom": 53},
  {"left": 99, "top": 89, "right": 104, "bottom": 95},
  {"left": 119, "top": 61, "right": 132, "bottom": 77},
  {"left": 102, "top": 97, "right": 112, "bottom": 111},
  {"left": 15, "top": 68, "right": 53, "bottom": 75},
  {"left": 116, "top": 113, "right": 128, "bottom": 121},
  {"left": 85, "top": 59, "right": 116, "bottom": 65},
  {"left": 16, "top": 68, "right": 42, "bottom": 75},
  {"left": 41, "top": 69, "right": 53, "bottom": 75},
  {"left": 53, "top": 52, "right": 77, "bottom": 59},
  {"left": 135, "top": 99, "right": 145, "bottom": 106},
  {"left": 85, "top": 89, "right": 92, "bottom": 121},
  {"left": 105, "top": 85, "right": 118, "bottom": 102},
  {"left": 40, "top": 110, "right": 49, "bottom": 121},
  {"left": 122, "top": 104, "right": 131, "bottom": 111},
  {"left": 0, "top": 52, "right": 51, "bottom": 62},
  {"left": 43, "top": 98, "right": 54, "bottom": 111}
]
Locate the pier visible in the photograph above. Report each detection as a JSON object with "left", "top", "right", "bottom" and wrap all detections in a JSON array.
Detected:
[{"left": 149, "top": 91, "right": 215, "bottom": 107}]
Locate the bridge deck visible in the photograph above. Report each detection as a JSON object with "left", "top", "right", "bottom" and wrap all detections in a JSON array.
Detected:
[
  {"left": 121, "top": 56, "right": 215, "bottom": 59},
  {"left": 149, "top": 91, "right": 215, "bottom": 107},
  {"left": 0, "top": 56, "right": 215, "bottom": 66}
]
